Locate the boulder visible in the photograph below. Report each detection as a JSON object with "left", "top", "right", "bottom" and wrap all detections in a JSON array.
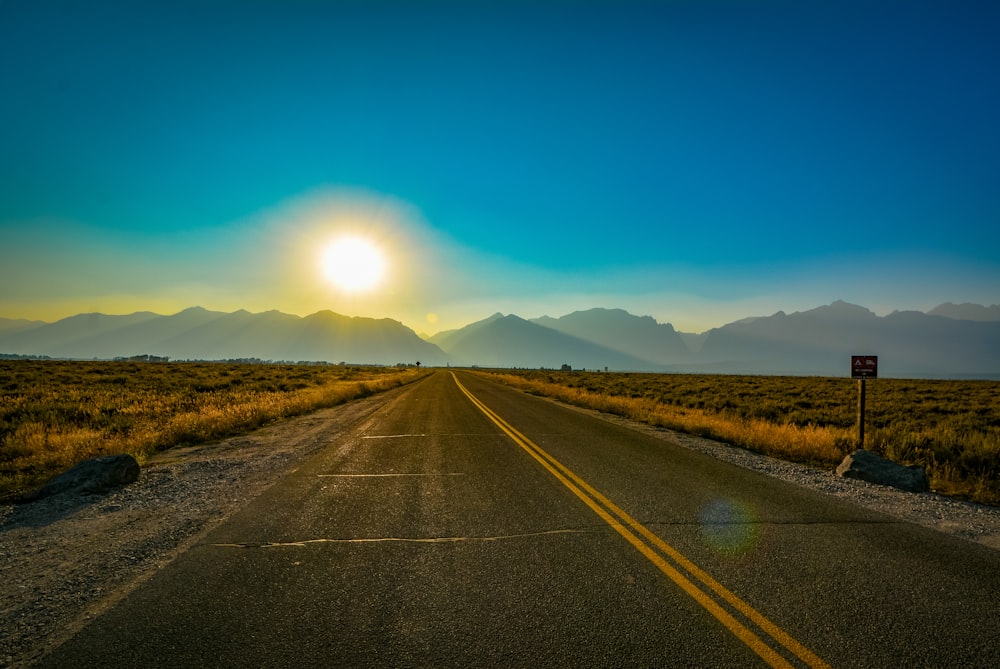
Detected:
[
  {"left": 835, "top": 449, "right": 929, "bottom": 493},
  {"left": 32, "top": 454, "right": 140, "bottom": 500}
]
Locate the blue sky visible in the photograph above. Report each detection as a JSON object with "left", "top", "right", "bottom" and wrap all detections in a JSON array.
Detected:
[{"left": 2, "top": 0, "right": 998, "bottom": 334}]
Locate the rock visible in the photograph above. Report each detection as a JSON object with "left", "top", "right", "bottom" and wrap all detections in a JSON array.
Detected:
[
  {"left": 32, "top": 454, "right": 141, "bottom": 500},
  {"left": 835, "top": 449, "right": 929, "bottom": 493}
]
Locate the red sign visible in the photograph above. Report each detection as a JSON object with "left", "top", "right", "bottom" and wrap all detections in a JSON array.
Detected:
[{"left": 851, "top": 355, "right": 878, "bottom": 378}]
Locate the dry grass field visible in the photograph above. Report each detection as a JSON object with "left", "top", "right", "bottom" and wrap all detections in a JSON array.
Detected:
[
  {"left": 0, "top": 360, "right": 427, "bottom": 498},
  {"left": 478, "top": 370, "right": 1000, "bottom": 506}
]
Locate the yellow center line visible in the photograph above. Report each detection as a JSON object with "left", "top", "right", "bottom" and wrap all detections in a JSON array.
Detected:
[{"left": 453, "top": 372, "right": 831, "bottom": 669}]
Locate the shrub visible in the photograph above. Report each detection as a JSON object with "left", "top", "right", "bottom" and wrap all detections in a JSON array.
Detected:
[
  {"left": 478, "top": 370, "right": 1000, "bottom": 506},
  {"left": 0, "top": 361, "right": 427, "bottom": 497}
]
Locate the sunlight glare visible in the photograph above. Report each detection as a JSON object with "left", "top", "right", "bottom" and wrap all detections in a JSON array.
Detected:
[{"left": 321, "top": 236, "right": 387, "bottom": 293}]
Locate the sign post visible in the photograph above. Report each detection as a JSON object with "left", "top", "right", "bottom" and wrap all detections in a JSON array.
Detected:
[{"left": 851, "top": 356, "right": 878, "bottom": 448}]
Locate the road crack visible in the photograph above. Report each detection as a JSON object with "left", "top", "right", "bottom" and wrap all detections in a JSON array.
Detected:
[{"left": 210, "top": 527, "right": 602, "bottom": 548}]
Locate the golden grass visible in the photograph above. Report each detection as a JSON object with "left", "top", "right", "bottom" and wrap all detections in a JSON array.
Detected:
[
  {"left": 0, "top": 360, "right": 428, "bottom": 497},
  {"left": 477, "top": 370, "right": 1000, "bottom": 506}
]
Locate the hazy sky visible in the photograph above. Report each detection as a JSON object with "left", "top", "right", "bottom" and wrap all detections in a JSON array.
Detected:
[{"left": 2, "top": 0, "right": 998, "bottom": 334}]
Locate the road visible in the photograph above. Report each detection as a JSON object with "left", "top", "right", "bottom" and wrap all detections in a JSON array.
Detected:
[{"left": 37, "top": 370, "right": 1000, "bottom": 668}]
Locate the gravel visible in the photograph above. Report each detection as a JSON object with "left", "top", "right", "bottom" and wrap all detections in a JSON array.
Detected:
[
  {"left": 588, "top": 404, "right": 1000, "bottom": 550},
  {"left": 3, "top": 390, "right": 998, "bottom": 668},
  {"left": 0, "top": 394, "right": 388, "bottom": 669}
]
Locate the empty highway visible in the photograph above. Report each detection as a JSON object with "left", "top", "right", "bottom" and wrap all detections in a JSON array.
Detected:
[{"left": 37, "top": 371, "right": 1000, "bottom": 667}]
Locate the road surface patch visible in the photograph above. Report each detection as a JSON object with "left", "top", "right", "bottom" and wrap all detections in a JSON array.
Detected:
[{"left": 453, "top": 372, "right": 832, "bottom": 669}]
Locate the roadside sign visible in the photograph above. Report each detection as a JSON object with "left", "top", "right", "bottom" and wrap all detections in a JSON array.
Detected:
[{"left": 851, "top": 355, "right": 878, "bottom": 379}]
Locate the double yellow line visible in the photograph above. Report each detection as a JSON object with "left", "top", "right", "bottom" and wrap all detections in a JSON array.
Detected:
[{"left": 453, "top": 373, "right": 831, "bottom": 669}]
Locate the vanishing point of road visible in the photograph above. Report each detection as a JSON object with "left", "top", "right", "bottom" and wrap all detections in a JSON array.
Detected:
[{"left": 37, "top": 371, "right": 1000, "bottom": 667}]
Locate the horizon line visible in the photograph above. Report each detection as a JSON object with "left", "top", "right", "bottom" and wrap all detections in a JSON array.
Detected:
[{"left": 2, "top": 299, "right": 997, "bottom": 337}]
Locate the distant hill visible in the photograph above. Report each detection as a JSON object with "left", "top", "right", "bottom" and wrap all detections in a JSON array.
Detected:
[
  {"left": 927, "top": 302, "right": 1000, "bottom": 322},
  {"left": 530, "top": 308, "right": 691, "bottom": 365},
  {"left": 4, "top": 301, "right": 999, "bottom": 377},
  {"left": 695, "top": 301, "right": 1000, "bottom": 377},
  {"left": 677, "top": 331, "right": 709, "bottom": 353},
  {"left": 427, "top": 312, "right": 506, "bottom": 352},
  {"left": 0, "top": 317, "right": 46, "bottom": 336},
  {"left": 439, "top": 313, "right": 654, "bottom": 370},
  {"left": 0, "top": 307, "right": 447, "bottom": 365},
  {"left": 436, "top": 301, "right": 1000, "bottom": 377}
]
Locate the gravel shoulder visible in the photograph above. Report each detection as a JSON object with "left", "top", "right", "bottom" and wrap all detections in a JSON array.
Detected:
[
  {"left": 0, "top": 391, "right": 392, "bottom": 669},
  {"left": 3, "top": 386, "right": 999, "bottom": 668},
  {"left": 570, "top": 400, "right": 1000, "bottom": 551}
]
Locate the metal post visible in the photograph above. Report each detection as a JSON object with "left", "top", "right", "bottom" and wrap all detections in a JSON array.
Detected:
[{"left": 857, "top": 378, "right": 866, "bottom": 449}]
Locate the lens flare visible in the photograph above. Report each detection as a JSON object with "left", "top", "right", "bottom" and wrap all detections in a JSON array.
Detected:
[{"left": 699, "top": 498, "right": 761, "bottom": 557}]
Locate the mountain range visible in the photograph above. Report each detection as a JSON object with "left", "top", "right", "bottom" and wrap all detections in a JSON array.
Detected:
[
  {"left": 1, "top": 301, "right": 998, "bottom": 378},
  {"left": 0, "top": 307, "right": 448, "bottom": 366}
]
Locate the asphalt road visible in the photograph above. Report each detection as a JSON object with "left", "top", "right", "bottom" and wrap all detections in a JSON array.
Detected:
[{"left": 37, "top": 371, "right": 1000, "bottom": 668}]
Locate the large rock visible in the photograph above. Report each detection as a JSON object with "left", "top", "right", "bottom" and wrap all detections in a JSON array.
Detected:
[
  {"left": 32, "top": 454, "right": 140, "bottom": 500},
  {"left": 835, "top": 449, "right": 929, "bottom": 493}
]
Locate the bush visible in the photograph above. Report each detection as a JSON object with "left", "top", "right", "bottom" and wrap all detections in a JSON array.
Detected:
[
  {"left": 478, "top": 370, "right": 1000, "bottom": 506},
  {"left": 0, "top": 361, "right": 428, "bottom": 497}
]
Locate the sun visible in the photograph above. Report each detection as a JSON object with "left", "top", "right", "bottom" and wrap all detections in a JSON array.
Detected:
[{"left": 321, "top": 236, "right": 387, "bottom": 293}]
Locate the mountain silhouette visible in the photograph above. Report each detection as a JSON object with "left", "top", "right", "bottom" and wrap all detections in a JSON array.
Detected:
[
  {"left": 531, "top": 308, "right": 690, "bottom": 365},
  {"left": 427, "top": 312, "right": 505, "bottom": 352},
  {"left": 696, "top": 301, "right": 1000, "bottom": 377},
  {"left": 3, "top": 301, "right": 999, "bottom": 377},
  {"left": 927, "top": 302, "right": 1000, "bottom": 321},
  {"left": 0, "top": 317, "right": 46, "bottom": 336},
  {"left": 434, "top": 301, "right": 1000, "bottom": 377},
  {"left": 0, "top": 308, "right": 446, "bottom": 365},
  {"left": 433, "top": 313, "right": 653, "bottom": 370}
]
